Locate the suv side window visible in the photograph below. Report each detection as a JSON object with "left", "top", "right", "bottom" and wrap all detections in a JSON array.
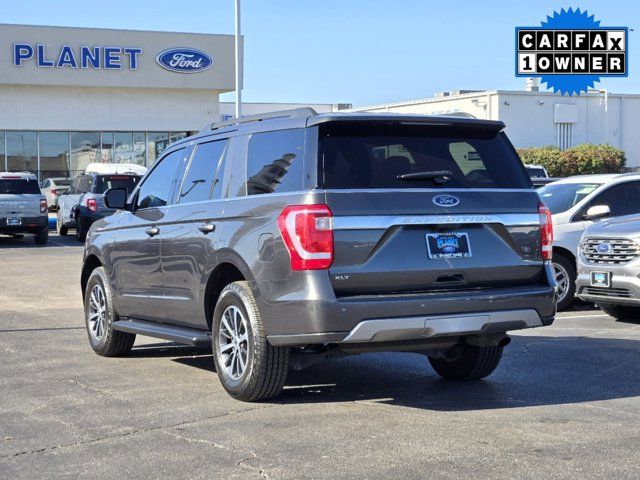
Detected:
[
  {"left": 68, "top": 178, "right": 78, "bottom": 194},
  {"left": 135, "top": 148, "right": 185, "bottom": 209},
  {"left": 245, "top": 129, "right": 304, "bottom": 195},
  {"left": 178, "top": 139, "right": 228, "bottom": 204},
  {"left": 77, "top": 176, "right": 89, "bottom": 193},
  {"left": 578, "top": 181, "right": 640, "bottom": 219},
  {"left": 86, "top": 176, "right": 94, "bottom": 193}
]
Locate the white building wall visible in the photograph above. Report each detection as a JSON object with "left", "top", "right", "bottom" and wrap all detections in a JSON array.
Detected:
[
  {"left": 358, "top": 90, "right": 640, "bottom": 167},
  {"left": 356, "top": 92, "right": 493, "bottom": 119},
  {"left": 0, "top": 84, "right": 221, "bottom": 132}
]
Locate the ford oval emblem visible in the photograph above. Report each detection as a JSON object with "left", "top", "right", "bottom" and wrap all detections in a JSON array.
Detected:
[
  {"left": 432, "top": 194, "right": 460, "bottom": 207},
  {"left": 156, "top": 48, "right": 213, "bottom": 73},
  {"left": 596, "top": 242, "right": 611, "bottom": 253}
]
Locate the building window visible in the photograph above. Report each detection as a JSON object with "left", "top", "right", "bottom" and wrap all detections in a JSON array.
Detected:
[
  {"left": 6, "top": 131, "right": 37, "bottom": 172},
  {"left": 70, "top": 132, "right": 100, "bottom": 172},
  {"left": 147, "top": 132, "right": 170, "bottom": 165},
  {"left": 101, "top": 132, "right": 114, "bottom": 163},
  {"left": 39, "top": 132, "right": 70, "bottom": 176},
  {"left": 114, "top": 132, "right": 134, "bottom": 163},
  {"left": 0, "top": 131, "right": 5, "bottom": 171},
  {"left": 133, "top": 132, "right": 146, "bottom": 166},
  {"left": 170, "top": 132, "right": 189, "bottom": 143}
]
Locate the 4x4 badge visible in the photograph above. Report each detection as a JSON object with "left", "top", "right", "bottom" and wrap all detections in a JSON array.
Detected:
[{"left": 432, "top": 195, "right": 460, "bottom": 207}]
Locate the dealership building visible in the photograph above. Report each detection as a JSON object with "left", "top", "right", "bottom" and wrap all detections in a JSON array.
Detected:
[
  {"left": 0, "top": 24, "right": 336, "bottom": 178},
  {"left": 355, "top": 82, "right": 640, "bottom": 167}
]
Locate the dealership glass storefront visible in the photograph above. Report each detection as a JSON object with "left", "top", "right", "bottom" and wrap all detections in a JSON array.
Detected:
[{"left": 0, "top": 130, "right": 190, "bottom": 178}]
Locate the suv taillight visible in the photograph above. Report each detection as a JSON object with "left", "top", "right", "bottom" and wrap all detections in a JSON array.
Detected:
[
  {"left": 40, "top": 199, "right": 47, "bottom": 213},
  {"left": 277, "top": 204, "right": 333, "bottom": 270},
  {"left": 538, "top": 202, "right": 553, "bottom": 261},
  {"left": 87, "top": 198, "right": 98, "bottom": 213}
]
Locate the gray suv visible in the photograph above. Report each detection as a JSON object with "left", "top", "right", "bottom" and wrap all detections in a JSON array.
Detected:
[{"left": 81, "top": 109, "right": 557, "bottom": 401}]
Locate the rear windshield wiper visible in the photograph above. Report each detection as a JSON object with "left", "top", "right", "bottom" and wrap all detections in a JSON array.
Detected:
[{"left": 396, "top": 170, "right": 453, "bottom": 185}]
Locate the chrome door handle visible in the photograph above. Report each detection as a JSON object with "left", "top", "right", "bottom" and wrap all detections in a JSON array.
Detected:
[
  {"left": 145, "top": 226, "right": 159, "bottom": 237},
  {"left": 198, "top": 223, "right": 216, "bottom": 234}
]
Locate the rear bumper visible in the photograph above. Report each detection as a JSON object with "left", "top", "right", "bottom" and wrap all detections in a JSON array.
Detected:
[
  {"left": 77, "top": 206, "right": 114, "bottom": 222},
  {"left": 262, "top": 282, "right": 556, "bottom": 346},
  {"left": 0, "top": 216, "right": 48, "bottom": 234},
  {"left": 340, "top": 309, "right": 543, "bottom": 343}
]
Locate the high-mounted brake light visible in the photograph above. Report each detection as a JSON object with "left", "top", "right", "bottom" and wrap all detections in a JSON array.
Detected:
[
  {"left": 86, "top": 198, "right": 98, "bottom": 213},
  {"left": 40, "top": 199, "right": 47, "bottom": 213},
  {"left": 538, "top": 202, "right": 553, "bottom": 261},
  {"left": 277, "top": 204, "right": 333, "bottom": 270}
]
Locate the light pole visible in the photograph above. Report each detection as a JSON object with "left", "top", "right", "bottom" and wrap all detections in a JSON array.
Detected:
[
  {"left": 234, "top": 0, "right": 242, "bottom": 119},
  {"left": 599, "top": 89, "right": 608, "bottom": 144}
]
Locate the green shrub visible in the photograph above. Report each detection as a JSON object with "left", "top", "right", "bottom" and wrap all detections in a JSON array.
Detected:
[{"left": 516, "top": 144, "right": 626, "bottom": 177}]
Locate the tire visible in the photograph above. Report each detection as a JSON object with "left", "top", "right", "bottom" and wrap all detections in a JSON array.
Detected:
[
  {"left": 75, "top": 215, "right": 87, "bottom": 242},
  {"left": 598, "top": 303, "right": 640, "bottom": 321},
  {"left": 429, "top": 344, "right": 503, "bottom": 381},
  {"left": 84, "top": 266, "right": 135, "bottom": 357},
  {"left": 56, "top": 212, "right": 68, "bottom": 236},
  {"left": 34, "top": 228, "right": 48, "bottom": 245},
  {"left": 553, "top": 253, "right": 576, "bottom": 311},
  {"left": 212, "top": 281, "right": 289, "bottom": 402}
]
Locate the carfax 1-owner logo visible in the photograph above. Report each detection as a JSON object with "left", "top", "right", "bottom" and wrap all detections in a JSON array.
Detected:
[{"left": 516, "top": 8, "right": 628, "bottom": 95}]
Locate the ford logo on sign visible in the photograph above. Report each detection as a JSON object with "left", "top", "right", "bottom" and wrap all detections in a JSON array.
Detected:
[
  {"left": 596, "top": 242, "right": 612, "bottom": 253},
  {"left": 432, "top": 195, "right": 460, "bottom": 207},
  {"left": 156, "top": 48, "right": 213, "bottom": 74}
]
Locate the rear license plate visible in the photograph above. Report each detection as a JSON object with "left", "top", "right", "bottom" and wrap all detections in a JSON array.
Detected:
[
  {"left": 590, "top": 271, "right": 611, "bottom": 288},
  {"left": 6, "top": 217, "right": 22, "bottom": 226},
  {"left": 426, "top": 232, "right": 471, "bottom": 259}
]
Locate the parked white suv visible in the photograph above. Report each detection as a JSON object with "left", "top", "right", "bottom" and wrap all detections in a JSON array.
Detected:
[{"left": 538, "top": 173, "right": 640, "bottom": 309}]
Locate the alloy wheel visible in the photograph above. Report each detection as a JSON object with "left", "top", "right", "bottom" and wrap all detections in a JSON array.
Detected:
[
  {"left": 553, "top": 262, "right": 569, "bottom": 304},
  {"left": 88, "top": 284, "right": 107, "bottom": 341},
  {"left": 218, "top": 305, "right": 250, "bottom": 380}
]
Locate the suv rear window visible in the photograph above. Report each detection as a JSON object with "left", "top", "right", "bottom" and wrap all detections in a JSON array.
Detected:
[
  {"left": 95, "top": 175, "right": 141, "bottom": 194},
  {"left": 319, "top": 123, "right": 530, "bottom": 189},
  {"left": 0, "top": 178, "right": 41, "bottom": 194}
]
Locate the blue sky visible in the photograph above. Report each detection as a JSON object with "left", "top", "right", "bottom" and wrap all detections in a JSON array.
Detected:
[{"left": 2, "top": 1, "right": 638, "bottom": 106}]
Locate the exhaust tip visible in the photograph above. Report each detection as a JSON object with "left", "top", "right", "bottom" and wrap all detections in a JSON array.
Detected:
[{"left": 498, "top": 336, "right": 512, "bottom": 348}]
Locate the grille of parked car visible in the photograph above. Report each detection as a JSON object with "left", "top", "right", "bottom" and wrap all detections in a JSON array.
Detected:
[
  {"left": 580, "top": 286, "right": 632, "bottom": 298},
  {"left": 581, "top": 238, "right": 640, "bottom": 265}
]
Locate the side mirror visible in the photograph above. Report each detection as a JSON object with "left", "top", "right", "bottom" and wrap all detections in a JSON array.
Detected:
[
  {"left": 584, "top": 205, "right": 611, "bottom": 220},
  {"left": 104, "top": 188, "right": 128, "bottom": 210}
]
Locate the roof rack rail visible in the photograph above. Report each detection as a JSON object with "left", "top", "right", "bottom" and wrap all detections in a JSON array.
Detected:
[{"left": 205, "top": 107, "right": 318, "bottom": 131}]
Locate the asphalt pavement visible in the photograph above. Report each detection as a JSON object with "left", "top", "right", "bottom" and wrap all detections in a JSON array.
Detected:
[{"left": 1, "top": 232, "right": 639, "bottom": 479}]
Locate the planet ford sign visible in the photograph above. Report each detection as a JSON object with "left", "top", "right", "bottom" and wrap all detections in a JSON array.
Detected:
[
  {"left": 155, "top": 48, "right": 214, "bottom": 73},
  {"left": 0, "top": 25, "right": 235, "bottom": 91},
  {"left": 11, "top": 43, "right": 214, "bottom": 74}
]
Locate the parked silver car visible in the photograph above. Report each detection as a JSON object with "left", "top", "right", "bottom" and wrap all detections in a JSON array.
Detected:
[
  {"left": 40, "top": 177, "right": 71, "bottom": 211},
  {"left": 538, "top": 173, "right": 640, "bottom": 310},
  {"left": 576, "top": 210, "right": 640, "bottom": 319}
]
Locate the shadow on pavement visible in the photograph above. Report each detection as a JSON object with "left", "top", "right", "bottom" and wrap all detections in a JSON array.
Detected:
[
  {"left": 0, "top": 232, "right": 81, "bottom": 248},
  {"left": 127, "top": 334, "right": 640, "bottom": 411}
]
